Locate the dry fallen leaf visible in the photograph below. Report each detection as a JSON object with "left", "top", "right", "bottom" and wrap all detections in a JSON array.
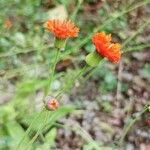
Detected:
[
  {"left": 56, "top": 58, "right": 73, "bottom": 72},
  {"left": 47, "top": 5, "right": 68, "bottom": 20}
]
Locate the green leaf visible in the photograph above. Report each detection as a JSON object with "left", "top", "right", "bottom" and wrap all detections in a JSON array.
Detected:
[
  {"left": 148, "top": 106, "right": 150, "bottom": 112},
  {"left": 101, "top": 101, "right": 112, "bottom": 113},
  {"left": 5, "top": 121, "right": 30, "bottom": 149},
  {"left": 22, "top": 106, "right": 75, "bottom": 132},
  {"left": 35, "top": 128, "right": 57, "bottom": 150},
  {"left": 0, "top": 105, "right": 16, "bottom": 122},
  {"left": 139, "top": 64, "right": 150, "bottom": 78}
]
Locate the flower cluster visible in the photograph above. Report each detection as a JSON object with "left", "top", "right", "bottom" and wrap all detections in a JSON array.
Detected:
[
  {"left": 45, "top": 20, "right": 121, "bottom": 64},
  {"left": 44, "top": 20, "right": 122, "bottom": 110}
]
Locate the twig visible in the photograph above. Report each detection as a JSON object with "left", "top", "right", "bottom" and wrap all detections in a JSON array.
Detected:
[
  {"left": 116, "top": 59, "right": 123, "bottom": 103},
  {"left": 116, "top": 19, "right": 150, "bottom": 101},
  {"left": 120, "top": 105, "right": 149, "bottom": 145}
]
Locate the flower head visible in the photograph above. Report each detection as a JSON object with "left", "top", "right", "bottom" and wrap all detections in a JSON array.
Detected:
[
  {"left": 4, "top": 19, "right": 13, "bottom": 29},
  {"left": 92, "top": 32, "right": 121, "bottom": 63},
  {"left": 45, "top": 20, "right": 79, "bottom": 39},
  {"left": 47, "top": 98, "right": 59, "bottom": 111}
]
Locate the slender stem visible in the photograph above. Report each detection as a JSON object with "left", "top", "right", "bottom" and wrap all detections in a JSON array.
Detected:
[
  {"left": 83, "top": 59, "right": 105, "bottom": 83},
  {"left": 25, "top": 106, "right": 69, "bottom": 150},
  {"left": 116, "top": 19, "right": 150, "bottom": 101},
  {"left": 70, "top": 0, "right": 83, "bottom": 21},
  {"left": 44, "top": 48, "right": 60, "bottom": 96},
  {"left": 123, "top": 43, "right": 150, "bottom": 53},
  {"left": 22, "top": 65, "right": 90, "bottom": 149},
  {"left": 56, "top": 65, "right": 90, "bottom": 98},
  {"left": 122, "top": 19, "right": 150, "bottom": 48},
  {"left": 54, "top": 122, "right": 102, "bottom": 150},
  {"left": 120, "top": 105, "right": 149, "bottom": 145},
  {"left": 56, "top": 59, "right": 105, "bottom": 99},
  {"left": 16, "top": 107, "right": 45, "bottom": 150},
  {"left": 24, "top": 111, "right": 49, "bottom": 150},
  {"left": 23, "top": 48, "right": 60, "bottom": 149},
  {"left": 16, "top": 49, "right": 60, "bottom": 149}
]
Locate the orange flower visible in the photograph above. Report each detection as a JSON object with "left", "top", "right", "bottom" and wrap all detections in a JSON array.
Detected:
[
  {"left": 47, "top": 98, "right": 59, "bottom": 111},
  {"left": 45, "top": 20, "right": 79, "bottom": 39},
  {"left": 4, "top": 19, "right": 13, "bottom": 29},
  {"left": 92, "top": 32, "right": 121, "bottom": 63}
]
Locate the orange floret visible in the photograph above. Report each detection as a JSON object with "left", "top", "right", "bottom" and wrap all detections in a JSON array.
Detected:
[
  {"left": 45, "top": 20, "right": 79, "bottom": 39},
  {"left": 92, "top": 32, "right": 121, "bottom": 63}
]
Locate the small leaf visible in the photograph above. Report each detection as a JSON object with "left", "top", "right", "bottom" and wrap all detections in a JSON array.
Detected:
[
  {"left": 14, "top": 32, "right": 26, "bottom": 47},
  {"left": 45, "top": 128, "right": 57, "bottom": 146},
  {"left": 148, "top": 106, "right": 150, "bottom": 112},
  {"left": 22, "top": 106, "right": 75, "bottom": 131},
  {"left": 5, "top": 121, "right": 30, "bottom": 149}
]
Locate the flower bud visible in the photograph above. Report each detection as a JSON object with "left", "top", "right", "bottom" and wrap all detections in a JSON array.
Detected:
[
  {"left": 85, "top": 51, "right": 102, "bottom": 67},
  {"left": 54, "top": 37, "right": 67, "bottom": 50},
  {"left": 46, "top": 98, "right": 59, "bottom": 111},
  {"left": 4, "top": 19, "right": 13, "bottom": 29}
]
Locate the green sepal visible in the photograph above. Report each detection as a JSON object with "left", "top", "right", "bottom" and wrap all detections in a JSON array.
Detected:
[
  {"left": 85, "top": 51, "right": 103, "bottom": 67},
  {"left": 54, "top": 38, "right": 67, "bottom": 50},
  {"left": 148, "top": 105, "right": 150, "bottom": 112}
]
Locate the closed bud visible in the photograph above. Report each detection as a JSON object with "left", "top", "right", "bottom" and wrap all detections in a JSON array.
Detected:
[
  {"left": 46, "top": 97, "right": 59, "bottom": 111},
  {"left": 54, "top": 37, "right": 67, "bottom": 50},
  {"left": 85, "top": 51, "right": 102, "bottom": 67}
]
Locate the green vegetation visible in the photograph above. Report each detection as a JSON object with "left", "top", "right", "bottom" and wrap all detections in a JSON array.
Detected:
[{"left": 0, "top": 0, "right": 149, "bottom": 149}]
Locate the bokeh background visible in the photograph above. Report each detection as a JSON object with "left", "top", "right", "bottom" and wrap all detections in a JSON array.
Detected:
[{"left": 0, "top": 0, "right": 150, "bottom": 149}]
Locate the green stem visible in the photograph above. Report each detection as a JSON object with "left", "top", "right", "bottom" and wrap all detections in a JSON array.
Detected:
[
  {"left": 54, "top": 123, "right": 102, "bottom": 150},
  {"left": 16, "top": 107, "right": 45, "bottom": 150},
  {"left": 17, "top": 49, "right": 60, "bottom": 150},
  {"left": 70, "top": 0, "right": 83, "bottom": 21},
  {"left": 83, "top": 58, "right": 105, "bottom": 83},
  {"left": 44, "top": 48, "right": 60, "bottom": 96},
  {"left": 123, "top": 43, "right": 150, "bottom": 53},
  {"left": 116, "top": 19, "right": 150, "bottom": 101},
  {"left": 23, "top": 49, "right": 60, "bottom": 149},
  {"left": 120, "top": 105, "right": 149, "bottom": 145},
  {"left": 56, "top": 59, "right": 105, "bottom": 99},
  {"left": 56, "top": 65, "right": 90, "bottom": 98},
  {"left": 21, "top": 65, "right": 90, "bottom": 149},
  {"left": 24, "top": 111, "right": 50, "bottom": 150},
  {"left": 122, "top": 19, "right": 150, "bottom": 49}
]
